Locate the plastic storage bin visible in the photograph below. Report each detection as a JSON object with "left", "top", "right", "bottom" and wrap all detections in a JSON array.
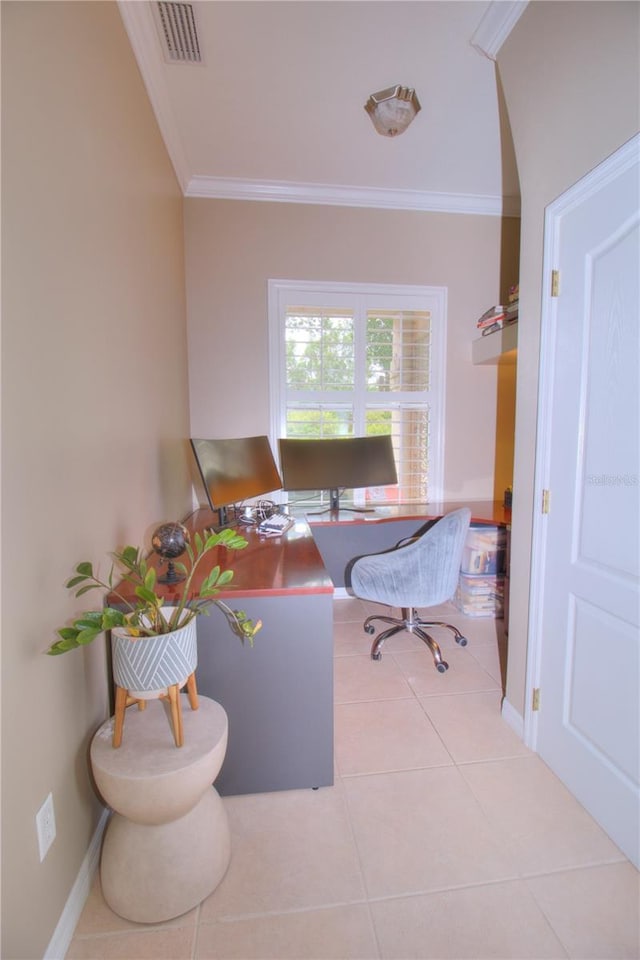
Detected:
[
  {"left": 454, "top": 573, "right": 505, "bottom": 618},
  {"left": 460, "top": 524, "right": 506, "bottom": 576}
]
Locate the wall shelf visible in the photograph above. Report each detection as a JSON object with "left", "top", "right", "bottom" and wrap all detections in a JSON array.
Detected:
[{"left": 472, "top": 322, "right": 518, "bottom": 365}]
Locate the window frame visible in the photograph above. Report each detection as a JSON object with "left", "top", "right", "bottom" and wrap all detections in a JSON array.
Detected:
[{"left": 268, "top": 279, "right": 447, "bottom": 503}]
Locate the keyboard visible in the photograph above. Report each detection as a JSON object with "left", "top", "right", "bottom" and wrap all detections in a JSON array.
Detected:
[{"left": 257, "top": 512, "right": 294, "bottom": 536}]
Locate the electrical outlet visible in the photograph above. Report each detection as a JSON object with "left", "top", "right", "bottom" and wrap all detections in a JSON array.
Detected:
[{"left": 36, "top": 792, "right": 56, "bottom": 862}]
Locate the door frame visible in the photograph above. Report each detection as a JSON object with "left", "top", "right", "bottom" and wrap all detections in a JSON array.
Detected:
[{"left": 524, "top": 133, "right": 640, "bottom": 752}]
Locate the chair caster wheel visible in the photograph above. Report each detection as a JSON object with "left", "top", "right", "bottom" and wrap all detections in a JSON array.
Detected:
[
  {"left": 436, "top": 661, "right": 449, "bottom": 673},
  {"left": 364, "top": 624, "right": 375, "bottom": 635},
  {"left": 371, "top": 652, "right": 382, "bottom": 661},
  {"left": 456, "top": 636, "right": 468, "bottom": 647}
]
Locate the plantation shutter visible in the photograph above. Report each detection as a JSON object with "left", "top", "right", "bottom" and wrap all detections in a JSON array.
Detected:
[{"left": 270, "top": 281, "right": 446, "bottom": 503}]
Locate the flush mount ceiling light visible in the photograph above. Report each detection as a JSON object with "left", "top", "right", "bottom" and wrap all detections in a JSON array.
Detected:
[{"left": 364, "top": 85, "right": 421, "bottom": 137}]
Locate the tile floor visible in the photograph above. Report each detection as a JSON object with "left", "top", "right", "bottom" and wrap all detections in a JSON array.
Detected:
[{"left": 67, "top": 599, "right": 639, "bottom": 959}]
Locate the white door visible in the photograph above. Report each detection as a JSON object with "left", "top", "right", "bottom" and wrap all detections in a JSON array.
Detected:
[{"left": 528, "top": 135, "right": 640, "bottom": 867}]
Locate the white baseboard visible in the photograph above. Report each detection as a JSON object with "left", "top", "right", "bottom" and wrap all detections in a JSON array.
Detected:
[
  {"left": 44, "top": 806, "right": 109, "bottom": 960},
  {"left": 501, "top": 697, "right": 524, "bottom": 739}
]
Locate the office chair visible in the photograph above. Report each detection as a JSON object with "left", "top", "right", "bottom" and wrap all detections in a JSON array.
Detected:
[{"left": 348, "top": 508, "right": 471, "bottom": 672}]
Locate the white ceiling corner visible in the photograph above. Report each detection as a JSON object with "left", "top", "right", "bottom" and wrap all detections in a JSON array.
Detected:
[{"left": 118, "top": 0, "right": 191, "bottom": 191}]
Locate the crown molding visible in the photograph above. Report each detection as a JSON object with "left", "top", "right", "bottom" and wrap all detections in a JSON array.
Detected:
[
  {"left": 117, "top": 0, "right": 191, "bottom": 192},
  {"left": 471, "top": 0, "right": 529, "bottom": 61},
  {"left": 185, "top": 176, "right": 521, "bottom": 218},
  {"left": 118, "top": 0, "right": 521, "bottom": 217}
]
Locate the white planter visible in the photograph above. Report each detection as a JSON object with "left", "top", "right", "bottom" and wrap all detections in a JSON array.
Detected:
[{"left": 111, "top": 615, "right": 197, "bottom": 700}]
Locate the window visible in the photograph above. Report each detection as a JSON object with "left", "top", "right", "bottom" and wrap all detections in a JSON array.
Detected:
[{"left": 269, "top": 280, "right": 446, "bottom": 504}]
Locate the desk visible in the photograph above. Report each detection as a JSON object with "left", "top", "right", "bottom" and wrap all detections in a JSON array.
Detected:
[
  {"left": 111, "top": 502, "right": 507, "bottom": 797},
  {"left": 112, "top": 509, "right": 335, "bottom": 797}
]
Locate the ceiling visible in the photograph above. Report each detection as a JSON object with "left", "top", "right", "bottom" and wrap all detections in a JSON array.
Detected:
[{"left": 118, "top": 1, "right": 525, "bottom": 216}]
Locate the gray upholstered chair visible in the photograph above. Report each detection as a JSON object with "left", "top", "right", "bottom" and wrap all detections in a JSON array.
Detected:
[{"left": 348, "top": 507, "right": 471, "bottom": 672}]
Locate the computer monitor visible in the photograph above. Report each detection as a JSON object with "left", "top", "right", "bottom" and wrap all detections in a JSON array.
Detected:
[
  {"left": 190, "top": 436, "right": 282, "bottom": 524},
  {"left": 278, "top": 435, "right": 398, "bottom": 513}
]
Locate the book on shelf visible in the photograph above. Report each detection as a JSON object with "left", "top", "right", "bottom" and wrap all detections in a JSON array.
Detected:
[
  {"left": 481, "top": 316, "right": 518, "bottom": 336},
  {"left": 478, "top": 312, "right": 506, "bottom": 328},
  {"left": 477, "top": 303, "right": 518, "bottom": 328},
  {"left": 476, "top": 301, "right": 518, "bottom": 325},
  {"left": 477, "top": 305, "right": 506, "bottom": 325}
]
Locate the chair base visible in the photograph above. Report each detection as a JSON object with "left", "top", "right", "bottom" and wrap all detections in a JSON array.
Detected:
[{"left": 365, "top": 608, "right": 468, "bottom": 673}]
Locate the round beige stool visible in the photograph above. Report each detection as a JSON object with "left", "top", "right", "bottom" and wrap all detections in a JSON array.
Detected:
[{"left": 90, "top": 695, "right": 231, "bottom": 923}]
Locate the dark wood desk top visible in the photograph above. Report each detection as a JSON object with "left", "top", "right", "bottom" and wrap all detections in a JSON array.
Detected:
[
  {"left": 109, "top": 501, "right": 510, "bottom": 606},
  {"left": 303, "top": 500, "right": 511, "bottom": 526},
  {"left": 110, "top": 508, "right": 334, "bottom": 606}
]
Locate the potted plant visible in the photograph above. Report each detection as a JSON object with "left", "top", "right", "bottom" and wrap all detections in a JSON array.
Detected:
[{"left": 48, "top": 525, "right": 262, "bottom": 747}]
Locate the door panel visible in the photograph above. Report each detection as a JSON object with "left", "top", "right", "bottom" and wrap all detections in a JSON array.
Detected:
[
  {"left": 533, "top": 136, "right": 640, "bottom": 867},
  {"left": 580, "top": 223, "right": 640, "bottom": 577},
  {"left": 567, "top": 597, "right": 638, "bottom": 783}
]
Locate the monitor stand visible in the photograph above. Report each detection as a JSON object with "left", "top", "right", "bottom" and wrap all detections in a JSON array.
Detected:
[
  {"left": 307, "top": 488, "right": 376, "bottom": 516},
  {"left": 206, "top": 505, "right": 238, "bottom": 532}
]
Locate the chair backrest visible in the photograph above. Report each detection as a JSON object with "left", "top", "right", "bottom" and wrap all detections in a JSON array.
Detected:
[{"left": 350, "top": 508, "right": 471, "bottom": 608}]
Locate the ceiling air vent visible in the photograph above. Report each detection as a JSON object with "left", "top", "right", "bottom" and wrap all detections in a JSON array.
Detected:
[{"left": 156, "top": 2, "right": 202, "bottom": 63}]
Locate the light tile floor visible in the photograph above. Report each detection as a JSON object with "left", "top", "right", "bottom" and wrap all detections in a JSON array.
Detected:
[{"left": 67, "top": 599, "right": 639, "bottom": 959}]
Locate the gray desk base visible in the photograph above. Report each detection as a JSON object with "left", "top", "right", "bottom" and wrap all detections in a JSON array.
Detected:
[{"left": 196, "top": 593, "right": 334, "bottom": 797}]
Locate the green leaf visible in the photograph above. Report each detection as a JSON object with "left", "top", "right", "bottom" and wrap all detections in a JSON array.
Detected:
[
  {"left": 117, "top": 546, "right": 139, "bottom": 571},
  {"left": 57, "top": 627, "right": 80, "bottom": 641},
  {"left": 201, "top": 568, "right": 233, "bottom": 593},
  {"left": 66, "top": 574, "right": 90, "bottom": 589},
  {"left": 134, "top": 585, "right": 160, "bottom": 605},
  {"left": 75, "top": 562, "right": 94, "bottom": 577},
  {"left": 75, "top": 628, "right": 100, "bottom": 646},
  {"left": 75, "top": 584, "right": 100, "bottom": 597},
  {"left": 74, "top": 611, "right": 104, "bottom": 627},
  {"left": 194, "top": 531, "right": 203, "bottom": 556},
  {"left": 217, "top": 530, "right": 248, "bottom": 551},
  {"left": 144, "top": 568, "right": 157, "bottom": 592},
  {"left": 48, "top": 637, "right": 80, "bottom": 655},
  {"left": 201, "top": 566, "right": 221, "bottom": 593},
  {"left": 102, "top": 608, "right": 126, "bottom": 629}
]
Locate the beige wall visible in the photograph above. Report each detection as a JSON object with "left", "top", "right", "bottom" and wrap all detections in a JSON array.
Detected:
[
  {"left": 497, "top": 0, "right": 640, "bottom": 717},
  {"left": 185, "top": 199, "right": 520, "bottom": 502},
  {"left": 1, "top": 3, "right": 192, "bottom": 956}
]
